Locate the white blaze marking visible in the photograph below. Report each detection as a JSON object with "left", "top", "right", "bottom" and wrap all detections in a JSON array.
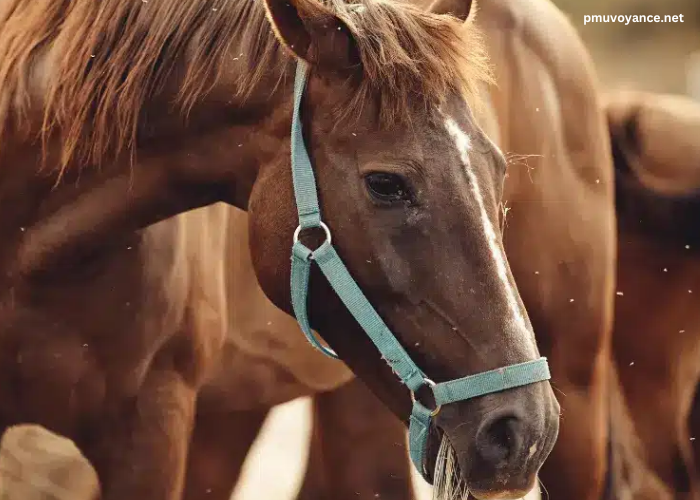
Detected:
[{"left": 443, "top": 117, "right": 530, "bottom": 338}]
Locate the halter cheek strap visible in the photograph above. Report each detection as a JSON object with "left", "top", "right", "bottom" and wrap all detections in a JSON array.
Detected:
[{"left": 287, "top": 60, "right": 551, "bottom": 481}]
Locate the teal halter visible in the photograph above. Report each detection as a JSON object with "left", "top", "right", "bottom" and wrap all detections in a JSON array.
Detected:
[{"left": 288, "top": 60, "right": 551, "bottom": 481}]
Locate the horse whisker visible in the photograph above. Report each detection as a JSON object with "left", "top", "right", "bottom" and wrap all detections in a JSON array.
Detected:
[{"left": 433, "top": 436, "right": 469, "bottom": 500}]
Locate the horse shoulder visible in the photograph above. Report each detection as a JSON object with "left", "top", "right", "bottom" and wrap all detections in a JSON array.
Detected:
[{"left": 142, "top": 206, "right": 229, "bottom": 387}]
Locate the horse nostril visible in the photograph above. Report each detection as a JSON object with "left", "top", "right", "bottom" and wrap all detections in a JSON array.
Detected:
[{"left": 475, "top": 413, "right": 525, "bottom": 466}]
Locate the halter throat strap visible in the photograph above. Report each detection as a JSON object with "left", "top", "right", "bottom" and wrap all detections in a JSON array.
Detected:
[{"left": 287, "top": 60, "right": 551, "bottom": 481}]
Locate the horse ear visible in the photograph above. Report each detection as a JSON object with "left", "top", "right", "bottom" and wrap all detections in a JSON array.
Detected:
[
  {"left": 427, "top": 0, "right": 473, "bottom": 21},
  {"left": 262, "top": 0, "right": 361, "bottom": 72}
]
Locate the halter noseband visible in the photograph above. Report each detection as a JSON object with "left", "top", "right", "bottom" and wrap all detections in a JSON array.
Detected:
[{"left": 287, "top": 60, "right": 551, "bottom": 481}]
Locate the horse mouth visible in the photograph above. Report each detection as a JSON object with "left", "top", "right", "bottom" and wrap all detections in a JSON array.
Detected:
[{"left": 431, "top": 432, "right": 539, "bottom": 500}]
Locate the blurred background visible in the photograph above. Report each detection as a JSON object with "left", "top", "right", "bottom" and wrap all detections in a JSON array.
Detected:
[{"left": 552, "top": 0, "right": 700, "bottom": 99}]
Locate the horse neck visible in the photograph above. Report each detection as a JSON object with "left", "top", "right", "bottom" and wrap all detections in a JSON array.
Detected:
[
  {"left": 137, "top": 28, "right": 297, "bottom": 206},
  {"left": 1, "top": 3, "right": 298, "bottom": 280},
  {"left": 7, "top": 60, "right": 296, "bottom": 281}
]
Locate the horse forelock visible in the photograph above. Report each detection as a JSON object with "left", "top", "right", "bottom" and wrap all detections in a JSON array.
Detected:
[
  {"left": 309, "top": 0, "right": 493, "bottom": 125},
  {"left": 0, "top": 0, "right": 492, "bottom": 170}
]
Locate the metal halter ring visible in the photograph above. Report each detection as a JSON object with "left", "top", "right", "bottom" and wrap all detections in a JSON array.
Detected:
[
  {"left": 293, "top": 221, "right": 332, "bottom": 246},
  {"left": 410, "top": 378, "right": 442, "bottom": 417}
]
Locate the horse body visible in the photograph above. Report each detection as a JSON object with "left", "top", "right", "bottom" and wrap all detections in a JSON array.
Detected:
[{"left": 613, "top": 225, "right": 700, "bottom": 499}]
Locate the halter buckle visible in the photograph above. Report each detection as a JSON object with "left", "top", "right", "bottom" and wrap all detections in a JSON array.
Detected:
[
  {"left": 410, "top": 378, "right": 442, "bottom": 417},
  {"left": 293, "top": 221, "right": 332, "bottom": 247}
]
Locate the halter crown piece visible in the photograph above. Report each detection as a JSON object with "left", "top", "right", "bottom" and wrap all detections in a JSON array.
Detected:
[{"left": 288, "top": 60, "right": 551, "bottom": 481}]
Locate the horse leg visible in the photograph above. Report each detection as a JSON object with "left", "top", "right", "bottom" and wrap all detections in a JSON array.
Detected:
[
  {"left": 295, "top": 379, "right": 415, "bottom": 500},
  {"left": 614, "top": 338, "right": 700, "bottom": 498},
  {"left": 78, "top": 369, "right": 196, "bottom": 500},
  {"left": 637, "top": 379, "right": 696, "bottom": 498},
  {"left": 535, "top": 320, "right": 610, "bottom": 500},
  {"left": 182, "top": 405, "right": 271, "bottom": 500},
  {"left": 687, "top": 383, "right": 700, "bottom": 497}
]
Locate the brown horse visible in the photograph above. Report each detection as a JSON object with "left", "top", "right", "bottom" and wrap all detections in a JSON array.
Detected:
[
  {"left": 0, "top": 0, "right": 560, "bottom": 498},
  {"left": 607, "top": 89, "right": 700, "bottom": 500},
  {"left": 183, "top": 0, "right": 619, "bottom": 498}
]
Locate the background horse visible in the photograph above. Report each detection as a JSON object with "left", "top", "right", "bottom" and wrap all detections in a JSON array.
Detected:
[
  {"left": 607, "top": 90, "right": 700, "bottom": 500},
  {"left": 0, "top": 0, "right": 558, "bottom": 497}
]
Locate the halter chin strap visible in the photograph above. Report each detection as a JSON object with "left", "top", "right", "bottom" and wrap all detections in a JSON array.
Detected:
[{"left": 287, "top": 60, "right": 551, "bottom": 481}]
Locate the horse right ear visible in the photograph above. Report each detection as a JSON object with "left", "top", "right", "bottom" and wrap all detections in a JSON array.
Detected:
[
  {"left": 262, "top": 0, "right": 362, "bottom": 72},
  {"left": 427, "top": 0, "right": 473, "bottom": 22}
]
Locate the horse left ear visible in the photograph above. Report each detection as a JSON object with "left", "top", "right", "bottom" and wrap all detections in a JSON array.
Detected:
[
  {"left": 427, "top": 0, "right": 473, "bottom": 21},
  {"left": 262, "top": 0, "right": 361, "bottom": 72}
]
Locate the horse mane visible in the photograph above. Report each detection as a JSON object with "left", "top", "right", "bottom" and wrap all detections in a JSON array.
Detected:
[{"left": 0, "top": 0, "right": 491, "bottom": 168}]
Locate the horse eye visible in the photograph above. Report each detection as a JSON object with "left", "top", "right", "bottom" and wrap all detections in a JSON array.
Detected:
[{"left": 364, "top": 172, "right": 413, "bottom": 204}]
